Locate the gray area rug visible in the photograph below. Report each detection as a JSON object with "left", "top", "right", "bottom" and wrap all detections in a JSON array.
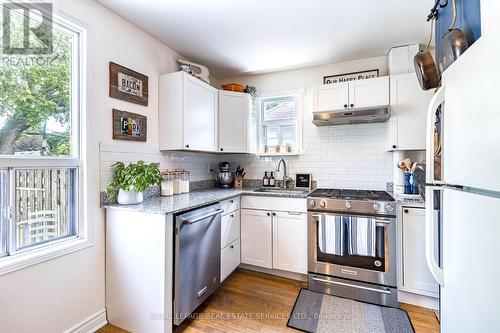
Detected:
[{"left": 287, "top": 289, "right": 414, "bottom": 333}]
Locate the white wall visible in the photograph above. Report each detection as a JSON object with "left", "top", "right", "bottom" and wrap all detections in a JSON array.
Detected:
[
  {"left": 0, "top": 1, "right": 189, "bottom": 332},
  {"left": 222, "top": 57, "right": 394, "bottom": 189}
]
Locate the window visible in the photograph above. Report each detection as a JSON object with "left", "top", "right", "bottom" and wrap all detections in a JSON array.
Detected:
[
  {"left": 259, "top": 90, "right": 303, "bottom": 154},
  {"left": 0, "top": 4, "right": 85, "bottom": 266}
]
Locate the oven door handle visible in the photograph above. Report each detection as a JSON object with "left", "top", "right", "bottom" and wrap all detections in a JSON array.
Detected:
[
  {"left": 311, "top": 276, "right": 391, "bottom": 295},
  {"left": 374, "top": 219, "right": 390, "bottom": 226}
]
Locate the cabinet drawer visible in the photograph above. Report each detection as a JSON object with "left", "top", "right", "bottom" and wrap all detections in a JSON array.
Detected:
[
  {"left": 221, "top": 238, "right": 240, "bottom": 282},
  {"left": 241, "top": 195, "right": 306, "bottom": 213},
  {"left": 221, "top": 210, "right": 240, "bottom": 249},
  {"left": 221, "top": 197, "right": 240, "bottom": 215}
]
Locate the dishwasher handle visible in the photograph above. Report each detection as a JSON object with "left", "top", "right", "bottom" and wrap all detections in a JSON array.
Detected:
[{"left": 182, "top": 209, "right": 224, "bottom": 225}]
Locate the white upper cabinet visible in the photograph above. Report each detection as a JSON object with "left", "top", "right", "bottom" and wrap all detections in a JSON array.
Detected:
[
  {"left": 159, "top": 72, "right": 218, "bottom": 152},
  {"left": 313, "top": 76, "right": 389, "bottom": 112},
  {"left": 387, "top": 73, "right": 434, "bottom": 150},
  {"left": 349, "top": 76, "right": 390, "bottom": 109},
  {"left": 313, "top": 82, "right": 349, "bottom": 112},
  {"left": 218, "top": 91, "right": 250, "bottom": 153}
]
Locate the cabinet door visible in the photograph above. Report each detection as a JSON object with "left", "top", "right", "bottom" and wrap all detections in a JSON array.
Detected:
[
  {"left": 388, "top": 74, "right": 434, "bottom": 150},
  {"left": 313, "top": 83, "right": 349, "bottom": 112},
  {"left": 240, "top": 209, "right": 272, "bottom": 269},
  {"left": 272, "top": 211, "right": 307, "bottom": 274},
  {"left": 218, "top": 91, "right": 249, "bottom": 153},
  {"left": 402, "top": 207, "right": 439, "bottom": 296},
  {"left": 183, "top": 75, "right": 218, "bottom": 151},
  {"left": 348, "top": 76, "right": 389, "bottom": 109},
  {"left": 221, "top": 210, "right": 240, "bottom": 249},
  {"left": 221, "top": 238, "right": 240, "bottom": 282}
]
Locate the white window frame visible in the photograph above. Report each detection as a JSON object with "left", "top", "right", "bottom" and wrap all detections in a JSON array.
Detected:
[
  {"left": 257, "top": 89, "right": 304, "bottom": 155},
  {"left": 0, "top": 5, "right": 90, "bottom": 275}
]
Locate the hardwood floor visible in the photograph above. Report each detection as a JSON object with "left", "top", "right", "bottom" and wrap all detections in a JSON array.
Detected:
[{"left": 98, "top": 268, "right": 439, "bottom": 333}]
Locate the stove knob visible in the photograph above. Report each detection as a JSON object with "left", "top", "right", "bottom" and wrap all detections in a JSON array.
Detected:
[
  {"left": 319, "top": 200, "right": 326, "bottom": 208},
  {"left": 373, "top": 203, "right": 380, "bottom": 211},
  {"left": 345, "top": 201, "right": 352, "bottom": 209},
  {"left": 385, "top": 203, "right": 394, "bottom": 212},
  {"left": 309, "top": 200, "right": 316, "bottom": 207}
]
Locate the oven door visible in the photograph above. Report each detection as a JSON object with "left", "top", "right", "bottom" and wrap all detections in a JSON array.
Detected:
[{"left": 308, "top": 212, "right": 396, "bottom": 287}]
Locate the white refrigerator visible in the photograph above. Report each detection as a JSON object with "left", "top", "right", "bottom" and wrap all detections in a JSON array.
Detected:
[{"left": 424, "top": 21, "right": 500, "bottom": 333}]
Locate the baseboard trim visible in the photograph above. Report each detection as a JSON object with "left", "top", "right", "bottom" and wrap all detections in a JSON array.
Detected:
[
  {"left": 239, "top": 264, "right": 307, "bottom": 282},
  {"left": 64, "top": 309, "right": 108, "bottom": 333},
  {"left": 398, "top": 291, "right": 439, "bottom": 310}
]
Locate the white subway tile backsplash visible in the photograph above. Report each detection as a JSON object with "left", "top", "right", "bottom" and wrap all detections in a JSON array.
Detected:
[
  {"left": 222, "top": 122, "right": 392, "bottom": 190},
  {"left": 100, "top": 121, "right": 393, "bottom": 191}
]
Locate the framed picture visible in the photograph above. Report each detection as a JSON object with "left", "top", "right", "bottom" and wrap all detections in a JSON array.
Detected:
[
  {"left": 109, "top": 62, "right": 148, "bottom": 106},
  {"left": 112, "top": 109, "right": 147, "bottom": 142},
  {"left": 295, "top": 173, "right": 312, "bottom": 189},
  {"left": 323, "top": 69, "right": 379, "bottom": 85}
]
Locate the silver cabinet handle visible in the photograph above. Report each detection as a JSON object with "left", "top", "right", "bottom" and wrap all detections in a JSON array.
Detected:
[
  {"left": 311, "top": 276, "right": 391, "bottom": 295},
  {"left": 183, "top": 209, "right": 224, "bottom": 225},
  {"left": 287, "top": 211, "right": 302, "bottom": 215}
]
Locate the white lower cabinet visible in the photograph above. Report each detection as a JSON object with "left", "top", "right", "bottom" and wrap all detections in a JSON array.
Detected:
[
  {"left": 240, "top": 209, "right": 273, "bottom": 269},
  {"left": 241, "top": 201, "right": 307, "bottom": 274},
  {"left": 221, "top": 210, "right": 240, "bottom": 249},
  {"left": 221, "top": 238, "right": 240, "bottom": 281},
  {"left": 400, "top": 207, "right": 439, "bottom": 297},
  {"left": 272, "top": 211, "right": 307, "bottom": 274},
  {"left": 220, "top": 197, "right": 241, "bottom": 282}
]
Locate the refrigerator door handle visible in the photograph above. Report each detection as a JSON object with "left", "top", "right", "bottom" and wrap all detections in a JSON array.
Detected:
[
  {"left": 425, "top": 185, "right": 444, "bottom": 286},
  {"left": 426, "top": 86, "right": 446, "bottom": 185}
]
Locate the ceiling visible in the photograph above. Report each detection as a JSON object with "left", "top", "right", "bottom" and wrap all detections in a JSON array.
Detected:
[{"left": 97, "top": 0, "right": 434, "bottom": 78}]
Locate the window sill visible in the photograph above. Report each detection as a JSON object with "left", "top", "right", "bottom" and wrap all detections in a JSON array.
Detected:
[
  {"left": 0, "top": 237, "right": 93, "bottom": 276},
  {"left": 256, "top": 150, "right": 305, "bottom": 157}
]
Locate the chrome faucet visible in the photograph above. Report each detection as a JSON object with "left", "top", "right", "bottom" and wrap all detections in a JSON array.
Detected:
[{"left": 276, "top": 158, "right": 291, "bottom": 189}]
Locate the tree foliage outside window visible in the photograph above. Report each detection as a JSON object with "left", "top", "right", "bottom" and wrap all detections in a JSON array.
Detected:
[{"left": 0, "top": 9, "right": 73, "bottom": 156}]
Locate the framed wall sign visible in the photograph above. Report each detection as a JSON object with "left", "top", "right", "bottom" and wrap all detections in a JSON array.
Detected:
[
  {"left": 323, "top": 69, "right": 379, "bottom": 85},
  {"left": 295, "top": 173, "right": 312, "bottom": 189},
  {"left": 112, "top": 109, "right": 147, "bottom": 142},
  {"left": 109, "top": 62, "right": 149, "bottom": 106}
]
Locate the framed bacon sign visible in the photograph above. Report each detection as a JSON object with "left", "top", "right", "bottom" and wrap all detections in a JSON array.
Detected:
[{"left": 109, "top": 62, "right": 149, "bottom": 106}]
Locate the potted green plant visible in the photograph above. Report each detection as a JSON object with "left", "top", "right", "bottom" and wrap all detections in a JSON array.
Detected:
[{"left": 106, "top": 161, "right": 163, "bottom": 205}]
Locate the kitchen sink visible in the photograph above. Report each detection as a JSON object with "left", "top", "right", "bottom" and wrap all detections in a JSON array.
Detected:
[{"left": 253, "top": 188, "right": 309, "bottom": 195}]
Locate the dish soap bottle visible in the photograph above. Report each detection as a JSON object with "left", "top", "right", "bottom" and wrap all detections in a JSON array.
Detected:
[
  {"left": 269, "top": 172, "right": 276, "bottom": 187},
  {"left": 263, "top": 172, "right": 269, "bottom": 187}
]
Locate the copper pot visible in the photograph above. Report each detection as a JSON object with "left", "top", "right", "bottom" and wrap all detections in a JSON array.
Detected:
[
  {"left": 440, "top": 0, "right": 469, "bottom": 72},
  {"left": 414, "top": 49, "right": 440, "bottom": 90},
  {"left": 414, "top": 18, "right": 440, "bottom": 90},
  {"left": 221, "top": 83, "right": 244, "bottom": 92}
]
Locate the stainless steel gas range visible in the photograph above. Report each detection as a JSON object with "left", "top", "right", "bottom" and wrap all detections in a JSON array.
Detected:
[{"left": 307, "top": 188, "right": 398, "bottom": 307}]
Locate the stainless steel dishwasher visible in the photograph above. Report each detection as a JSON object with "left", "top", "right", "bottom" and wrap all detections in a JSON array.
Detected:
[{"left": 173, "top": 203, "right": 223, "bottom": 326}]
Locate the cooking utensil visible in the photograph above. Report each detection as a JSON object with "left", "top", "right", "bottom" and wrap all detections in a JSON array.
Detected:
[
  {"left": 414, "top": 18, "right": 440, "bottom": 90},
  {"left": 440, "top": 0, "right": 469, "bottom": 72},
  {"left": 221, "top": 83, "right": 245, "bottom": 92}
]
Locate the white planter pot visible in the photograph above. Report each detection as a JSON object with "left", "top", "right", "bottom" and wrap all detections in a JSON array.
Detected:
[{"left": 117, "top": 189, "right": 144, "bottom": 205}]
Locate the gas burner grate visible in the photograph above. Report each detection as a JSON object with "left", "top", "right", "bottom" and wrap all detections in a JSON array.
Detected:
[{"left": 309, "top": 188, "right": 394, "bottom": 201}]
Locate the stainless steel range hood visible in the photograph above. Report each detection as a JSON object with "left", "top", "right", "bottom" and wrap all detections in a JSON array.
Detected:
[{"left": 312, "top": 107, "right": 390, "bottom": 126}]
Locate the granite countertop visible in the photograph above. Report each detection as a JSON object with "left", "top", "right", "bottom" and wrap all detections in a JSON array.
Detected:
[{"left": 106, "top": 187, "right": 311, "bottom": 215}]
